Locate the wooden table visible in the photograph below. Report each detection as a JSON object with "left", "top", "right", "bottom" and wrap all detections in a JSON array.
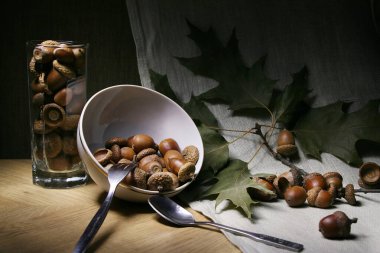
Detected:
[{"left": 0, "top": 160, "right": 239, "bottom": 253}]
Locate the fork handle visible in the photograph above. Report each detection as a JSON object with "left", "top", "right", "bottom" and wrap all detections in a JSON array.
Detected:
[
  {"left": 197, "top": 221, "right": 303, "bottom": 252},
  {"left": 73, "top": 184, "right": 117, "bottom": 253}
]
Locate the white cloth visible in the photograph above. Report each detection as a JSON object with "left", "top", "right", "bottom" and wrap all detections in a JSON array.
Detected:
[{"left": 126, "top": 1, "right": 380, "bottom": 252}]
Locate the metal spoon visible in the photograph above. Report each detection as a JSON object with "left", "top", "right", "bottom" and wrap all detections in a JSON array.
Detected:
[
  {"left": 148, "top": 195, "right": 304, "bottom": 252},
  {"left": 73, "top": 162, "right": 137, "bottom": 253}
]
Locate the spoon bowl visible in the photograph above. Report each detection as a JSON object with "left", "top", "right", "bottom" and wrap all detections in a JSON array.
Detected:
[{"left": 148, "top": 195, "right": 304, "bottom": 252}]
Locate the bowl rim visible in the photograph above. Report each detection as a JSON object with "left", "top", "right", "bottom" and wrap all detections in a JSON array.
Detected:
[{"left": 78, "top": 84, "right": 203, "bottom": 195}]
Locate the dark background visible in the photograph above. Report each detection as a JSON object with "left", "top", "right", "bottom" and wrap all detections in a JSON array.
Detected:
[
  {"left": 0, "top": 0, "right": 140, "bottom": 158},
  {"left": 1, "top": 0, "right": 380, "bottom": 159}
]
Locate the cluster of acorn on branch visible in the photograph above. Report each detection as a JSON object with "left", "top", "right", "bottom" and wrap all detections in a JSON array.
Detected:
[
  {"left": 249, "top": 127, "right": 380, "bottom": 208},
  {"left": 245, "top": 127, "right": 380, "bottom": 239}
]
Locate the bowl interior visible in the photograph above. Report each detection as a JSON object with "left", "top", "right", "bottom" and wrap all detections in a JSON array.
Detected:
[{"left": 79, "top": 84, "right": 204, "bottom": 195}]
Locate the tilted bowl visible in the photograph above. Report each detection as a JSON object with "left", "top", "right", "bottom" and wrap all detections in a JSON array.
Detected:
[{"left": 77, "top": 84, "right": 204, "bottom": 202}]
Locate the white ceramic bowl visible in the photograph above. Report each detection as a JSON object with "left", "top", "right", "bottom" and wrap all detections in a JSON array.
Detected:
[{"left": 77, "top": 85, "right": 204, "bottom": 202}]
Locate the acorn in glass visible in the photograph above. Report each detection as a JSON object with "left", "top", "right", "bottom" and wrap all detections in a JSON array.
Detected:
[{"left": 27, "top": 40, "right": 88, "bottom": 188}]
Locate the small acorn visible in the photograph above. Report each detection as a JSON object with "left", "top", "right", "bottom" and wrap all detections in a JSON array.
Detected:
[
  {"left": 182, "top": 145, "right": 199, "bottom": 165},
  {"left": 250, "top": 177, "right": 277, "bottom": 201},
  {"left": 120, "top": 147, "right": 135, "bottom": 161},
  {"left": 284, "top": 186, "right": 307, "bottom": 207},
  {"left": 136, "top": 148, "right": 157, "bottom": 161},
  {"left": 168, "top": 158, "right": 195, "bottom": 183},
  {"left": 276, "top": 129, "right": 297, "bottom": 157},
  {"left": 319, "top": 211, "right": 357, "bottom": 239},
  {"left": 147, "top": 171, "right": 179, "bottom": 191},
  {"left": 130, "top": 134, "right": 156, "bottom": 153},
  {"left": 323, "top": 172, "right": 343, "bottom": 188},
  {"left": 307, "top": 187, "right": 333, "bottom": 208},
  {"left": 158, "top": 138, "right": 180, "bottom": 156},
  {"left": 105, "top": 137, "right": 129, "bottom": 163},
  {"left": 164, "top": 150, "right": 184, "bottom": 172},
  {"left": 303, "top": 173, "right": 327, "bottom": 191}
]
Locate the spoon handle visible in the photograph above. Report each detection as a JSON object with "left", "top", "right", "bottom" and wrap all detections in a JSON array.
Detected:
[
  {"left": 73, "top": 184, "right": 117, "bottom": 253},
  {"left": 197, "top": 221, "right": 303, "bottom": 252}
]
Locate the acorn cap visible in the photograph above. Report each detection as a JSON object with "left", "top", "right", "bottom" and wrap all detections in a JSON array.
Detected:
[
  {"left": 105, "top": 137, "right": 129, "bottom": 149},
  {"left": 123, "top": 166, "right": 146, "bottom": 189},
  {"left": 358, "top": 178, "right": 380, "bottom": 189},
  {"left": 178, "top": 162, "right": 196, "bottom": 183},
  {"left": 60, "top": 114, "right": 80, "bottom": 131},
  {"left": 182, "top": 145, "right": 199, "bottom": 165},
  {"left": 41, "top": 40, "right": 60, "bottom": 46},
  {"left": 273, "top": 176, "right": 291, "bottom": 198},
  {"left": 359, "top": 162, "right": 380, "bottom": 185},
  {"left": 41, "top": 103, "right": 66, "bottom": 127},
  {"left": 306, "top": 187, "right": 320, "bottom": 206},
  {"left": 139, "top": 154, "right": 166, "bottom": 168},
  {"left": 93, "top": 148, "right": 112, "bottom": 166},
  {"left": 136, "top": 148, "right": 157, "bottom": 161},
  {"left": 33, "top": 119, "right": 55, "bottom": 134},
  {"left": 33, "top": 46, "right": 54, "bottom": 63},
  {"left": 276, "top": 144, "right": 297, "bottom": 157},
  {"left": 53, "top": 60, "right": 76, "bottom": 79},
  {"left": 118, "top": 158, "right": 133, "bottom": 165},
  {"left": 140, "top": 161, "right": 163, "bottom": 177},
  {"left": 344, "top": 184, "right": 357, "bottom": 206}
]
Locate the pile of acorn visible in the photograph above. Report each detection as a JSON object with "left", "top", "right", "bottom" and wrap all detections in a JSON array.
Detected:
[
  {"left": 93, "top": 134, "right": 199, "bottom": 192},
  {"left": 250, "top": 129, "right": 380, "bottom": 208},
  {"left": 29, "top": 40, "right": 87, "bottom": 171},
  {"left": 250, "top": 129, "right": 380, "bottom": 239}
]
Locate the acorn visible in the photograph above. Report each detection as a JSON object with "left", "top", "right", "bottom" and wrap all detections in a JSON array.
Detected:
[
  {"left": 276, "top": 129, "right": 297, "bottom": 157},
  {"left": 250, "top": 177, "right": 277, "bottom": 201},
  {"left": 168, "top": 158, "right": 195, "bottom": 183},
  {"left": 284, "top": 186, "right": 307, "bottom": 207},
  {"left": 303, "top": 173, "right": 327, "bottom": 191},
  {"left": 319, "top": 211, "right": 357, "bottom": 239},
  {"left": 307, "top": 187, "right": 333, "bottom": 208},
  {"left": 182, "top": 145, "right": 199, "bottom": 164},
  {"left": 158, "top": 138, "right": 180, "bottom": 156},
  {"left": 147, "top": 172, "right": 179, "bottom": 191},
  {"left": 130, "top": 134, "right": 156, "bottom": 153}
]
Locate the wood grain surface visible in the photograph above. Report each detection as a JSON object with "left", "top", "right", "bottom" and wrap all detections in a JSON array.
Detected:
[{"left": 0, "top": 160, "right": 239, "bottom": 253}]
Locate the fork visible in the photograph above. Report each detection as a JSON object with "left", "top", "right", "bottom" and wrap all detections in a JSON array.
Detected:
[{"left": 73, "top": 162, "right": 137, "bottom": 253}]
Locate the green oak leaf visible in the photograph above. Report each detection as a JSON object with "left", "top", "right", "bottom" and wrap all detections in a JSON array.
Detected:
[
  {"left": 149, "top": 69, "right": 218, "bottom": 126},
  {"left": 202, "top": 159, "right": 275, "bottom": 218},
  {"left": 177, "top": 21, "right": 276, "bottom": 112},
  {"left": 198, "top": 124, "right": 229, "bottom": 175},
  {"left": 149, "top": 69, "right": 182, "bottom": 105},
  {"left": 294, "top": 100, "right": 380, "bottom": 166},
  {"left": 183, "top": 95, "right": 218, "bottom": 127},
  {"left": 271, "top": 67, "right": 310, "bottom": 126}
]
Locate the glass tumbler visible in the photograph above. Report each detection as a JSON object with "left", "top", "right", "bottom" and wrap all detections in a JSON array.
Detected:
[{"left": 27, "top": 40, "right": 89, "bottom": 188}]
